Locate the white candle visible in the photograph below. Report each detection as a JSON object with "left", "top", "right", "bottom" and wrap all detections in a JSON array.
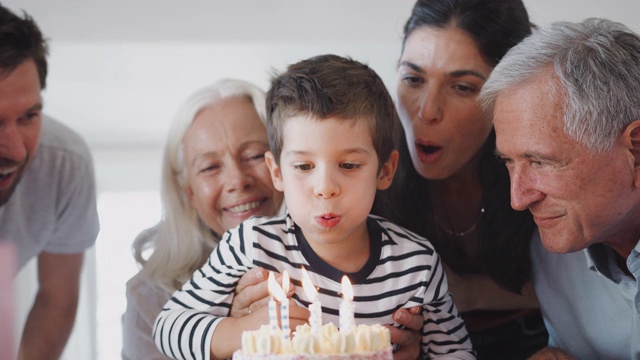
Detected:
[
  {"left": 339, "top": 275, "right": 355, "bottom": 333},
  {"left": 280, "top": 271, "right": 291, "bottom": 341},
  {"left": 301, "top": 266, "right": 322, "bottom": 336},
  {"left": 267, "top": 272, "right": 280, "bottom": 333},
  {"left": 269, "top": 270, "right": 290, "bottom": 342}
]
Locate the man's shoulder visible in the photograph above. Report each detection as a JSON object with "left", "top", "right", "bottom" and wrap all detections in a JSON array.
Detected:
[{"left": 38, "top": 114, "right": 93, "bottom": 163}]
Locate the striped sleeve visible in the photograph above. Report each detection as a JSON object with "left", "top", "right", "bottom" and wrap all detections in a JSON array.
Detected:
[
  {"left": 153, "top": 222, "right": 256, "bottom": 360},
  {"left": 422, "top": 252, "right": 475, "bottom": 359}
]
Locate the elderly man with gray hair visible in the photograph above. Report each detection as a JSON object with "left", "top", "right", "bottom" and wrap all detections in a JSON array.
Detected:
[{"left": 480, "top": 18, "right": 640, "bottom": 359}]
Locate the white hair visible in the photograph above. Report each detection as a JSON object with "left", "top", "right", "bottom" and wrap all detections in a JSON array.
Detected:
[
  {"left": 132, "top": 78, "right": 267, "bottom": 293},
  {"left": 480, "top": 18, "right": 640, "bottom": 152}
]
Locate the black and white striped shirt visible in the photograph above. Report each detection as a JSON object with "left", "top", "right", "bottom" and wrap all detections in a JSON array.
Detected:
[{"left": 153, "top": 213, "right": 474, "bottom": 360}]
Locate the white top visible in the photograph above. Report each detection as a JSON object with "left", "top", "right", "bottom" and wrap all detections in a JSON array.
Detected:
[{"left": 0, "top": 115, "right": 99, "bottom": 271}]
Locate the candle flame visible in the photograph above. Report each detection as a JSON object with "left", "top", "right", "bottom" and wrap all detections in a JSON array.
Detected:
[
  {"left": 341, "top": 275, "right": 353, "bottom": 301},
  {"left": 268, "top": 271, "right": 286, "bottom": 302},
  {"left": 301, "top": 266, "right": 318, "bottom": 302}
]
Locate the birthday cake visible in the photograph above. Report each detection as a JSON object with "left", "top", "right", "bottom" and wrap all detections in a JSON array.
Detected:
[{"left": 232, "top": 322, "right": 393, "bottom": 360}]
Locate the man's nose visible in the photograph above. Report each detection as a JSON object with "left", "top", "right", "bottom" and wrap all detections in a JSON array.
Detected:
[{"left": 510, "top": 166, "right": 544, "bottom": 211}]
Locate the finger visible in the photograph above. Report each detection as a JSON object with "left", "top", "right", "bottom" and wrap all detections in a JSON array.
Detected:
[
  {"left": 230, "top": 271, "right": 270, "bottom": 318},
  {"left": 248, "top": 295, "right": 271, "bottom": 313},
  {"left": 393, "top": 307, "right": 423, "bottom": 331},
  {"left": 387, "top": 326, "right": 421, "bottom": 360},
  {"left": 388, "top": 324, "right": 420, "bottom": 347},
  {"left": 236, "top": 280, "right": 270, "bottom": 310},
  {"left": 288, "top": 302, "right": 310, "bottom": 322},
  {"left": 235, "top": 267, "right": 267, "bottom": 294}
]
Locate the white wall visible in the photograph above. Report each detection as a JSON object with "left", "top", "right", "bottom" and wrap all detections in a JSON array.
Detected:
[
  {"left": 4, "top": 1, "right": 640, "bottom": 359},
  {"left": 2, "top": 0, "right": 639, "bottom": 152}
]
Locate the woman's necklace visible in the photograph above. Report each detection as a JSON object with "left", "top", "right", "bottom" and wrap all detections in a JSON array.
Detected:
[{"left": 435, "top": 206, "right": 485, "bottom": 238}]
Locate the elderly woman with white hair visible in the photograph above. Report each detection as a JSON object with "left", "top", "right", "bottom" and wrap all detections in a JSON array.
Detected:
[{"left": 121, "top": 79, "right": 285, "bottom": 359}]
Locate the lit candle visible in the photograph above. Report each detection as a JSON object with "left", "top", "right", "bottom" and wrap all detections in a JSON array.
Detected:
[
  {"left": 301, "top": 266, "right": 322, "bottom": 336},
  {"left": 267, "top": 272, "right": 280, "bottom": 333},
  {"left": 269, "top": 270, "right": 290, "bottom": 342},
  {"left": 339, "top": 275, "right": 355, "bottom": 333},
  {"left": 280, "top": 271, "right": 291, "bottom": 342}
]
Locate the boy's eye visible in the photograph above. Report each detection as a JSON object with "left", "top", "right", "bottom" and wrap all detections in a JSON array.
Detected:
[
  {"left": 341, "top": 163, "right": 360, "bottom": 170},
  {"left": 293, "top": 164, "right": 312, "bottom": 171}
]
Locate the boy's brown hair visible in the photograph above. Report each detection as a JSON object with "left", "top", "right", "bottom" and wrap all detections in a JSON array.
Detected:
[{"left": 265, "top": 54, "right": 397, "bottom": 170}]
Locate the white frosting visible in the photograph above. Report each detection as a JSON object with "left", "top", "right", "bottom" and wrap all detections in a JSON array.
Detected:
[
  {"left": 239, "top": 323, "right": 391, "bottom": 356},
  {"left": 242, "top": 326, "right": 289, "bottom": 355}
]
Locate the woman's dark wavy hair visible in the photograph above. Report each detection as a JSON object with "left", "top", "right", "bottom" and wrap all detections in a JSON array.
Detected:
[{"left": 374, "top": 0, "right": 535, "bottom": 293}]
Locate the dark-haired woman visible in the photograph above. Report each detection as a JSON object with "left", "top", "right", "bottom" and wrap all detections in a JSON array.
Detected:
[{"left": 375, "top": 0, "right": 549, "bottom": 358}]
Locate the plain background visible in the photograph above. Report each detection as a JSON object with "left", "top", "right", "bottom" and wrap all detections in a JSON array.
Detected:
[{"left": 2, "top": 1, "right": 640, "bottom": 359}]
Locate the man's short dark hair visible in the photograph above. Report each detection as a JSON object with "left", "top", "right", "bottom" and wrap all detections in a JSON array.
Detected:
[{"left": 0, "top": 5, "right": 48, "bottom": 88}]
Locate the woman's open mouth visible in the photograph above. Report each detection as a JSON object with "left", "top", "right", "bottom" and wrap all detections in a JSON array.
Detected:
[{"left": 416, "top": 143, "right": 442, "bottom": 163}]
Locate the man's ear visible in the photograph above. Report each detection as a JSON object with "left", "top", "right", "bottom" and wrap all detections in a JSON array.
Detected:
[
  {"left": 623, "top": 120, "right": 640, "bottom": 188},
  {"left": 377, "top": 150, "right": 399, "bottom": 190},
  {"left": 265, "top": 151, "right": 285, "bottom": 191}
]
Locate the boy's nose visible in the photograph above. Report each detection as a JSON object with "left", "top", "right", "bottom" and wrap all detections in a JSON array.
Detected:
[{"left": 314, "top": 169, "right": 339, "bottom": 199}]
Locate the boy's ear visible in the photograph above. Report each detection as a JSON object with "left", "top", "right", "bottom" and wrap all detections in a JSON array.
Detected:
[
  {"left": 377, "top": 150, "right": 399, "bottom": 190},
  {"left": 265, "top": 151, "right": 285, "bottom": 191},
  {"left": 624, "top": 119, "right": 640, "bottom": 188}
]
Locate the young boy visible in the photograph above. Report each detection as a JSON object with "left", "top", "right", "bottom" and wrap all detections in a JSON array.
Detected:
[{"left": 153, "top": 55, "right": 474, "bottom": 360}]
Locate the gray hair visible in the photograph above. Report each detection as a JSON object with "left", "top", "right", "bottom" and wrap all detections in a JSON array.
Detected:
[
  {"left": 480, "top": 18, "right": 640, "bottom": 152},
  {"left": 133, "top": 78, "right": 267, "bottom": 292}
]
